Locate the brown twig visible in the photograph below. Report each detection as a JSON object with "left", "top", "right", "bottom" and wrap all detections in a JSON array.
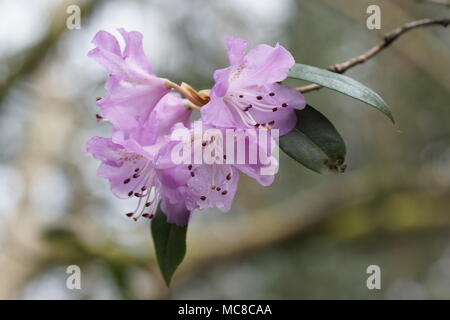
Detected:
[
  {"left": 416, "top": 0, "right": 450, "bottom": 6},
  {"left": 297, "top": 18, "right": 450, "bottom": 93}
]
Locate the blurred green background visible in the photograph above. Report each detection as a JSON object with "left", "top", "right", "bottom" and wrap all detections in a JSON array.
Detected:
[{"left": 0, "top": 0, "right": 449, "bottom": 299}]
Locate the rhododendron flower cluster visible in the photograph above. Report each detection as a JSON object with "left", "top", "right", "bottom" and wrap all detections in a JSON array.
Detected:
[{"left": 87, "top": 29, "right": 305, "bottom": 226}]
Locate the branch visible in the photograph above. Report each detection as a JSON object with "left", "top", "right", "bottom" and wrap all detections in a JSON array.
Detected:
[
  {"left": 416, "top": 0, "right": 450, "bottom": 6},
  {"left": 0, "top": 0, "right": 104, "bottom": 107},
  {"left": 297, "top": 18, "right": 450, "bottom": 93}
]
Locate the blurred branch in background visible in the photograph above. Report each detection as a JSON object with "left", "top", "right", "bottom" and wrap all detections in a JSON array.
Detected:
[
  {"left": 0, "top": 0, "right": 102, "bottom": 107},
  {"left": 0, "top": 0, "right": 105, "bottom": 299},
  {"left": 32, "top": 168, "right": 450, "bottom": 299},
  {"left": 416, "top": 0, "right": 450, "bottom": 7},
  {"left": 297, "top": 18, "right": 450, "bottom": 93}
]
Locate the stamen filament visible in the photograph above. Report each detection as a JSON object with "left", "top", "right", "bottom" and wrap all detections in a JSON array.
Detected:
[{"left": 165, "top": 81, "right": 209, "bottom": 107}]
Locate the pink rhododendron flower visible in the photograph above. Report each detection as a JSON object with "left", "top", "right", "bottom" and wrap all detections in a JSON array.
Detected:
[
  {"left": 88, "top": 29, "right": 170, "bottom": 135},
  {"left": 161, "top": 121, "right": 279, "bottom": 213},
  {"left": 86, "top": 136, "right": 191, "bottom": 225},
  {"left": 112, "top": 92, "right": 192, "bottom": 155},
  {"left": 201, "top": 37, "right": 306, "bottom": 136},
  {"left": 87, "top": 92, "right": 192, "bottom": 225},
  {"left": 86, "top": 30, "right": 302, "bottom": 227}
]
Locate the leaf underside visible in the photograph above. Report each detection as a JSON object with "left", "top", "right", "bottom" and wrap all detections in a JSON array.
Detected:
[{"left": 279, "top": 105, "right": 347, "bottom": 174}]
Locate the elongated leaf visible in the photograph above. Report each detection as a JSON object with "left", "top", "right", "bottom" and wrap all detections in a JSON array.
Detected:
[
  {"left": 288, "top": 63, "right": 394, "bottom": 122},
  {"left": 280, "top": 105, "right": 347, "bottom": 173},
  {"left": 151, "top": 207, "right": 188, "bottom": 286}
]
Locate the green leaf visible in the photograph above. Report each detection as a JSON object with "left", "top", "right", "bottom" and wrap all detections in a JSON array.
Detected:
[
  {"left": 279, "top": 105, "right": 347, "bottom": 174},
  {"left": 151, "top": 207, "right": 188, "bottom": 286},
  {"left": 288, "top": 63, "right": 394, "bottom": 122}
]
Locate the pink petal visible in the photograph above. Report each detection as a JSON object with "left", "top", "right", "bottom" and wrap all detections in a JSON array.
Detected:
[
  {"left": 88, "top": 47, "right": 126, "bottom": 76},
  {"left": 212, "top": 67, "right": 232, "bottom": 97},
  {"left": 225, "top": 37, "right": 248, "bottom": 65},
  {"left": 86, "top": 137, "right": 151, "bottom": 199},
  {"left": 236, "top": 43, "right": 295, "bottom": 87},
  {"left": 118, "top": 28, "right": 153, "bottom": 73},
  {"left": 98, "top": 76, "right": 170, "bottom": 125},
  {"left": 91, "top": 30, "right": 121, "bottom": 56},
  {"left": 185, "top": 164, "right": 239, "bottom": 212},
  {"left": 160, "top": 198, "right": 191, "bottom": 226},
  {"left": 201, "top": 98, "right": 239, "bottom": 128}
]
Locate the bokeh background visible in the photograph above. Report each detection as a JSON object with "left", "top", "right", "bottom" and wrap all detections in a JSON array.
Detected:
[{"left": 0, "top": 0, "right": 449, "bottom": 299}]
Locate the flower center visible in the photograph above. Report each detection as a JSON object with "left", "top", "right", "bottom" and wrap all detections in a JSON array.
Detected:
[
  {"left": 124, "top": 160, "right": 160, "bottom": 221},
  {"left": 224, "top": 89, "right": 288, "bottom": 129},
  {"left": 188, "top": 163, "right": 233, "bottom": 202}
]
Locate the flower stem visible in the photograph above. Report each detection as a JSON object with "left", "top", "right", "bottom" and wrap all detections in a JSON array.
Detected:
[{"left": 165, "top": 81, "right": 210, "bottom": 107}]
